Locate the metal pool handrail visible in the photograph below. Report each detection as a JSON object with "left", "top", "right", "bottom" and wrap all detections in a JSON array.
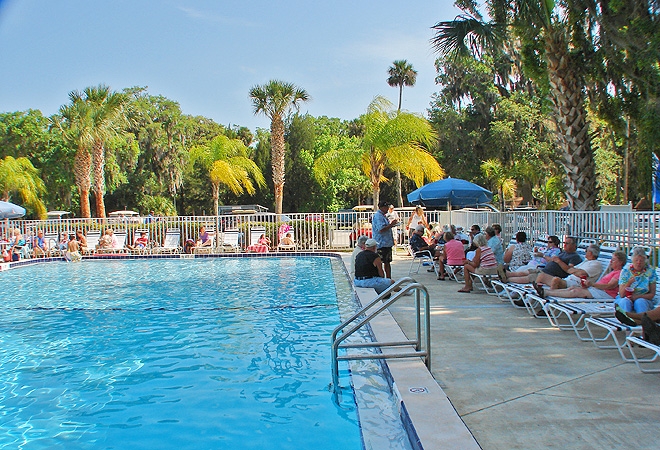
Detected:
[{"left": 331, "top": 277, "right": 431, "bottom": 390}]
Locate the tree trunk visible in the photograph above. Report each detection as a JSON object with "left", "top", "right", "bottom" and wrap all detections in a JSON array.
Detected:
[
  {"left": 270, "top": 115, "right": 286, "bottom": 214},
  {"left": 395, "top": 171, "right": 403, "bottom": 207},
  {"left": 74, "top": 146, "right": 92, "bottom": 218},
  {"left": 92, "top": 140, "right": 106, "bottom": 218},
  {"left": 398, "top": 85, "right": 403, "bottom": 112},
  {"left": 545, "top": 28, "right": 597, "bottom": 211}
]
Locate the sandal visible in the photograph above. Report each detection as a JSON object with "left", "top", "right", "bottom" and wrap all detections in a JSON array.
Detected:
[
  {"left": 437, "top": 276, "right": 445, "bottom": 281},
  {"left": 457, "top": 288, "right": 471, "bottom": 293}
]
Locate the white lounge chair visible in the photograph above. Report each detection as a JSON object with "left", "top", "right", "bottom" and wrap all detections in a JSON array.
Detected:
[
  {"left": 82, "top": 230, "right": 101, "bottom": 255},
  {"left": 626, "top": 336, "right": 660, "bottom": 373},
  {"left": 153, "top": 228, "right": 182, "bottom": 254},
  {"left": 584, "top": 317, "right": 644, "bottom": 362},
  {"left": 221, "top": 229, "right": 241, "bottom": 253}
]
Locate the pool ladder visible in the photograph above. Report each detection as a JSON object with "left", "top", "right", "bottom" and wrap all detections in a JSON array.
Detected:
[{"left": 331, "top": 277, "right": 431, "bottom": 390}]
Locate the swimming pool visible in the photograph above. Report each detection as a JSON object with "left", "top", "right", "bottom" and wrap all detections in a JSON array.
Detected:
[{"left": 0, "top": 257, "right": 411, "bottom": 449}]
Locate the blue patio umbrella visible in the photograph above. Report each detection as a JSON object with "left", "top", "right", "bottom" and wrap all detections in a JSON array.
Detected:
[
  {"left": 407, "top": 178, "right": 493, "bottom": 208},
  {"left": 0, "top": 201, "right": 26, "bottom": 219}
]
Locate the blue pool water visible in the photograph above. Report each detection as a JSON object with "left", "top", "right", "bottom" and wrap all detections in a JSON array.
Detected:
[{"left": 0, "top": 257, "right": 381, "bottom": 449}]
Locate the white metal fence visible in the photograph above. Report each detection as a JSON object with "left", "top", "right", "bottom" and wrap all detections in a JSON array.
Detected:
[{"left": 7, "top": 210, "right": 660, "bottom": 262}]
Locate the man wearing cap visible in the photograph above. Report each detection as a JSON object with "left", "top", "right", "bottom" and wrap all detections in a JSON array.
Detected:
[
  {"left": 351, "top": 235, "right": 369, "bottom": 278},
  {"left": 371, "top": 201, "right": 398, "bottom": 278},
  {"left": 354, "top": 238, "right": 395, "bottom": 294},
  {"left": 409, "top": 225, "right": 441, "bottom": 258}
]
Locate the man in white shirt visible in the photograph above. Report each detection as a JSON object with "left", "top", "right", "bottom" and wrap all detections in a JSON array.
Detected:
[{"left": 543, "top": 245, "right": 603, "bottom": 290}]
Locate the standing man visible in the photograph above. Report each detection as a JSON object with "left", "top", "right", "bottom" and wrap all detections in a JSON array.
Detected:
[{"left": 372, "top": 200, "right": 398, "bottom": 279}]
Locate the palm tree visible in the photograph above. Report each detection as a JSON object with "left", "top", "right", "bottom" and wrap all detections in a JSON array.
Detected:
[
  {"left": 387, "top": 60, "right": 418, "bottom": 112},
  {"left": 189, "top": 135, "right": 266, "bottom": 215},
  {"left": 56, "top": 92, "right": 94, "bottom": 218},
  {"left": 0, "top": 156, "right": 47, "bottom": 218},
  {"left": 481, "top": 158, "right": 517, "bottom": 211},
  {"left": 56, "top": 85, "right": 127, "bottom": 218},
  {"left": 249, "top": 80, "right": 309, "bottom": 214},
  {"left": 387, "top": 60, "right": 419, "bottom": 206},
  {"left": 431, "top": 3, "right": 597, "bottom": 210},
  {"left": 315, "top": 96, "right": 443, "bottom": 208},
  {"left": 84, "top": 85, "right": 128, "bottom": 218}
]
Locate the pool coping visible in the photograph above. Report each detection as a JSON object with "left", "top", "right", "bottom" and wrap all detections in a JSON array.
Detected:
[{"left": 351, "top": 286, "right": 480, "bottom": 450}]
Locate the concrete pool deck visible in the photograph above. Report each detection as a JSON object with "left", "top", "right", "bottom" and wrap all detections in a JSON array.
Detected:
[{"left": 345, "top": 253, "right": 660, "bottom": 450}]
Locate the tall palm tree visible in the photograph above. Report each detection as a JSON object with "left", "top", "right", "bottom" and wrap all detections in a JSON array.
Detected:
[
  {"left": 189, "top": 135, "right": 266, "bottom": 216},
  {"left": 84, "top": 85, "right": 128, "bottom": 218},
  {"left": 387, "top": 60, "right": 419, "bottom": 206},
  {"left": 387, "top": 60, "right": 418, "bottom": 112},
  {"left": 249, "top": 80, "right": 309, "bottom": 214},
  {"left": 56, "top": 92, "right": 94, "bottom": 218},
  {"left": 0, "top": 156, "right": 47, "bottom": 218},
  {"left": 431, "top": 2, "right": 597, "bottom": 210},
  {"left": 315, "top": 96, "right": 443, "bottom": 208}
]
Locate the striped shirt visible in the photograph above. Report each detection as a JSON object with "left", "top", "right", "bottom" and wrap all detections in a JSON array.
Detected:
[{"left": 479, "top": 246, "right": 498, "bottom": 268}]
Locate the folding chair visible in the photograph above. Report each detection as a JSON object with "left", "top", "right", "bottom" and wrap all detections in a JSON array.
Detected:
[{"left": 407, "top": 245, "right": 437, "bottom": 276}]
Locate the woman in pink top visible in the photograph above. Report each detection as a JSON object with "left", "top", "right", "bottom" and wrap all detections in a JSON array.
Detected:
[
  {"left": 539, "top": 251, "right": 626, "bottom": 299},
  {"left": 437, "top": 231, "right": 464, "bottom": 280},
  {"left": 458, "top": 233, "right": 499, "bottom": 293}
]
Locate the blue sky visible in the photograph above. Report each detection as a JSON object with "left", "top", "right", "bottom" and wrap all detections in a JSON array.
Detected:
[{"left": 0, "top": 0, "right": 460, "bottom": 132}]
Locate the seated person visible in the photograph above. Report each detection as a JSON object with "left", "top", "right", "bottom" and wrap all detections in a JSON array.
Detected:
[
  {"left": 8, "top": 228, "right": 26, "bottom": 261},
  {"left": 196, "top": 226, "right": 212, "bottom": 247},
  {"left": 257, "top": 234, "right": 271, "bottom": 248},
  {"left": 97, "top": 228, "right": 117, "bottom": 250},
  {"left": 507, "top": 235, "right": 561, "bottom": 278},
  {"left": 32, "top": 229, "right": 48, "bottom": 257},
  {"left": 534, "top": 251, "right": 626, "bottom": 299},
  {"left": 127, "top": 231, "right": 149, "bottom": 250},
  {"left": 511, "top": 236, "right": 581, "bottom": 285},
  {"left": 353, "top": 239, "right": 395, "bottom": 294},
  {"left": 503, "top": 231, "right": 533, "bottom": 272},
  {"left": 58, "top": 232, "right": 69, "bottom": 251},
  {"left": 454, "top": 226, "right": 469, "bottom": 245},
  {"left": 75, "top": 229, "right": 88, "bottom": 251},
  {"left": 409, "top": 225, "right": 440, "bottom": 258},
  {"left": 65, "top": 235, "right": 82, "bottom": 262},
  {"left": 280, "top": 232, "right": 295, "bottom": 246},
  {"left": 458, "top": 233, "right": 498, "bottom": 293},
  {"left": 615, "top": 302, "right": 660, "bottom": 345},
  {"left": 351, "top": 235, "right": 369, "bottom": 278},
  {"left": 535, "top": 244, "right": 602, "bottom": 291},
  {"left": 436, "top": 231, "right": 465, "bottom": 281},
  {"left": 615, "top": 247, "right": 657, "bottom": 313}
]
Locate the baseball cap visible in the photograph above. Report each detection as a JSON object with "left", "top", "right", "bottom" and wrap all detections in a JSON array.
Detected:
[
  {"left": 415, "top": 225, "right": 425, "bottom": 233},
  {"left": 365, "top": 238, "right": 378, "bottom": 248}
]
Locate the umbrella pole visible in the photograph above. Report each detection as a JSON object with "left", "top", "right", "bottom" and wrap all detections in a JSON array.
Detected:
[{"left": 448, "top": 201, "right": 451, "bottom": 226}]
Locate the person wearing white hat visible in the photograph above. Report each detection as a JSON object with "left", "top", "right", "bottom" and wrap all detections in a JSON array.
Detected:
[{"left": 353, "top": 238, "right": 396, "bottom": 294}]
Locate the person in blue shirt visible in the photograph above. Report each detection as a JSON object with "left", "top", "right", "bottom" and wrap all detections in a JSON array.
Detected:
[{"left": 371, "top": 201, "right": 399, "bottom": 279}]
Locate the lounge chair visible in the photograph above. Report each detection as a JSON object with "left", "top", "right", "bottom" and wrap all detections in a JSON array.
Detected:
[
  {"left": 221, "top": 229, "right": 241, "bottom": 253},
  {"left": 82, "top": 230, "right": 101, "bottom": 255},
  {"left": 625, "top": 336, "right": 660, "bottom": 373},
  {"left": 584, "top": 317, "right": 644, "bottom": 362},
  {"left": 153, "top": 228, "right": 182, "bottom": 254}
]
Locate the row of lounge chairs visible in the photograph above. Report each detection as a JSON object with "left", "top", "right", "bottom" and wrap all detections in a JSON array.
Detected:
[
  {"left": 87, "top": 227, "right": 297, "bottom": 255},
  {"left": 481, "top": 240, "right": 660, "bottom": 374},
  {"left": 403, "top": 235, "right": 660, "bottom": 373}
]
